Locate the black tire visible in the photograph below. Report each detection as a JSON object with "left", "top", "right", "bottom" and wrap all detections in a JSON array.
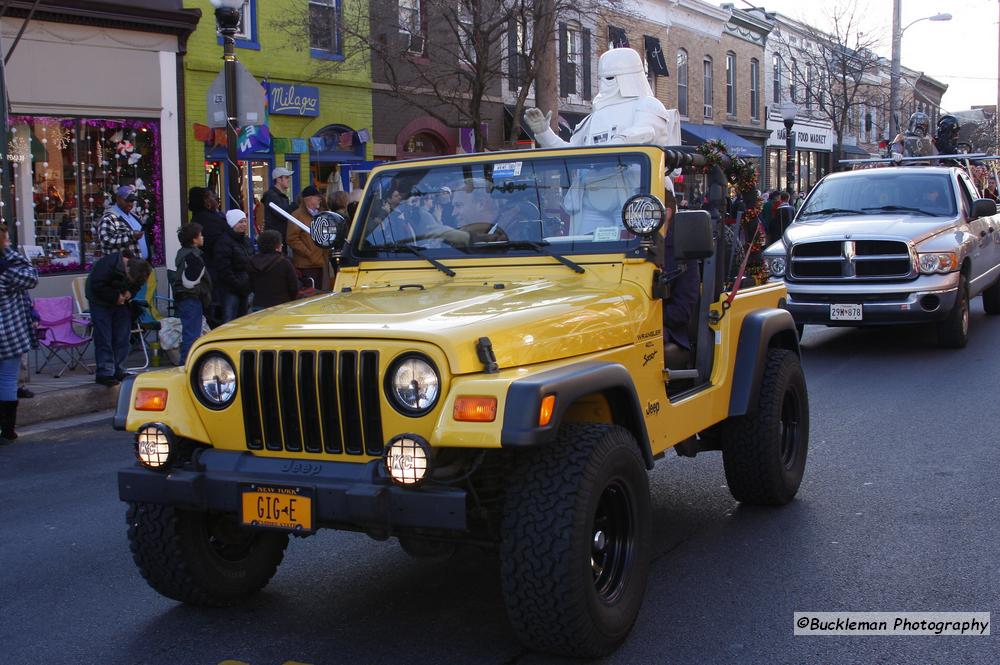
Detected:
[
  {"left": 937, "top": 274, "right": 970, "bottom": 348},
  {"left": 127, "top": 502, "right": 288, "bottom": 606},
  {"left": 500, "top": 424, "right": 651, "bottom": 658},
  {"left": 983, "top": 278, "right": 1000, "bottom": 315},
  {"left": 722, "top": 349, "right": 809, "bottom": 505}
]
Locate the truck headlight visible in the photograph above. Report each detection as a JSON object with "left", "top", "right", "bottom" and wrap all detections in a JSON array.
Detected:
[
  {"left": 918, "top": 252, "right": 958, "bottom": 274},
  {"left": 384, "top": 434, "right": 433, "bottom": 486},
  {"left": 135, "top": 423, "right": 174, "bottom": 470},
  {"left": 765, "top": 255, "right": 786, "bottom": 277},
  {"left": 386, "top": 354, "right": 440, "bottom": 416},
  {"left": 193, "top": 352, "right": 237, "bottom": 409}
]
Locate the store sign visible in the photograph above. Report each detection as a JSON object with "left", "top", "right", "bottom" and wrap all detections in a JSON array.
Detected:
[
  {"left": 767, "top": 119, "right": 833, "bottom": 152},
  {"left": 267, "top": 83, "right": 320, "bottom": 117}
]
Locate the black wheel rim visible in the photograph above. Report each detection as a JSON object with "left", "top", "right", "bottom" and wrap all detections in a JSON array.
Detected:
[
  {"left": 591, "top": 479, "right": 635, "bottom": 604},
  {"left": 779, "top": 387, "right": 802, "bottom": 469},
  {"left": 205, "top": 513, "right": 257, "bottom": 562}
]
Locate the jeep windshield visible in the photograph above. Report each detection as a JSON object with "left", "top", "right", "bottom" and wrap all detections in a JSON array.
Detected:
[
  {"left": 354, "top": 153, "right": 651, "bottom": 259},
  {"left": 799, "top": 172, "right": 956, "bottom": 219}
]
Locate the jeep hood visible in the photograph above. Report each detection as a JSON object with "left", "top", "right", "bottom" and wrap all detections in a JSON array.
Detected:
[
  {"left": 785, "top": 216, "right": 957, "bottom": 247},
  {"left": 205, "top": 279, "right": 649, "bottom": 374}
]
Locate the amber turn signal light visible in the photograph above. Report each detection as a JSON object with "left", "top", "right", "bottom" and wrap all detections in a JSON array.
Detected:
[
  {"left": 538, "top": 394, "right": 556, "bottom": 426},
  {"left": 135, "top": 389, "right": 168, "bottom": 411},
  {"left": 453, "top": 396, "right": 497, "bottom": 422}
]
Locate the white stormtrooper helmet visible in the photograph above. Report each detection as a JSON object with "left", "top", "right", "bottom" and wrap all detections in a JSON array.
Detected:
[{"left": 594, "top": 48, "right": 653, "bottom": 109}]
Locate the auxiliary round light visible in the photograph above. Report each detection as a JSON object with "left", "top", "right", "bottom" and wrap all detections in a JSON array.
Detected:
[
  {"left": 384, "top": 434, "right": 433, "bottom": 486},
  {"left": 621, "top": 194, "right": 666, "bottom": 237},
  {"left": 387, "top": 354, "right": 440, "bottom": 415},
  {"left": 310, "top": 211, "right": 346, "bottom": 249},
  {"left": 135, "top": 423, "right": 174, "bottom": 470},
  {"left": 194, "top": 353, "right": 237, "bottom": 409}
]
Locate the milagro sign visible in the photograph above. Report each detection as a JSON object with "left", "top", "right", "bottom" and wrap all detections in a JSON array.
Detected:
[
  {"left": 767, "top": 118, "right": 833, "bottom": 152},
  {"left": 265, "top": 82, "right": 320, "bottom": 117}
]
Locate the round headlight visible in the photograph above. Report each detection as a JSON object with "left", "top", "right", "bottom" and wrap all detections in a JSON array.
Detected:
[
  {"left": 766, "top": 256, "right": 786, "bottom": 277},
  {"left": 136, "top": 423, "right": 173, "bottom": 470},
  {"left": 621, "top": 194, "right": 666, "bottom": 237},
  {"left": 310, "top": 211, "right": 346, "bottom": 249},
  {"left": 387, "top": 355, "right": 440, "bottom": 415},
  {"left": 384, "top": 434, "right": 433, "bottom": 486},
  {"left": 195, "top": 353, "right": 237, "bottom": 409}
]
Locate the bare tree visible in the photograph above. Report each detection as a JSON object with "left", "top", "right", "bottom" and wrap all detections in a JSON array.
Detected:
[{"left": 772, "top": 1, "right": 884, "bottom": 168}]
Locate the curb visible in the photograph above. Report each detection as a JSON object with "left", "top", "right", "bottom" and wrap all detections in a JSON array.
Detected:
[{"left": 18, "top": 382, "right": 121, "bottom": 427}]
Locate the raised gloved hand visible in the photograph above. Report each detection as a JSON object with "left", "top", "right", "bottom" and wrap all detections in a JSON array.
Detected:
[{"left": 524, "top": 108, "right": 552, "bottom": 135}]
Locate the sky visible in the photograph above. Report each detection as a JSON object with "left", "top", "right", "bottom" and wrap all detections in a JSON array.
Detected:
[{"left": 718, "top": 0, "right": 999, "bottom": 112}]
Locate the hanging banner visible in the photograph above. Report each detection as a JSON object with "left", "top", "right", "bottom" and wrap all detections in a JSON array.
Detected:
[{"left": 644, "top": 36, "right": 669, "bottom": 77}]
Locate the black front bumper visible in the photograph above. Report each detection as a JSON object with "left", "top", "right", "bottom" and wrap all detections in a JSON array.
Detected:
[{"left": 118, "top": 449, "right": 467, "bottom": 532}]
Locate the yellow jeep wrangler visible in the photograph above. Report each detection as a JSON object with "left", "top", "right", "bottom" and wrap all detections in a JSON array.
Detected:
[{"left": 117, "top": 144, "right": 807, "bottom": 658}]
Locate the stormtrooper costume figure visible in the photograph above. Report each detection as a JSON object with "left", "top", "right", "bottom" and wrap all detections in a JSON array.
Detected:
[
  {"left": 524, "top": 48, "right": 679, "bottom": 149},
  {"left": 523, "top": 48, "right": 680, "bottom": 234}
]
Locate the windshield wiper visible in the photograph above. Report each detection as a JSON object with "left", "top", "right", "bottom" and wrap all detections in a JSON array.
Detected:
[
  {"left": 799, "top": 207, "right": 865, "bottom": 218},
  {"left": 861, "top": 205, "right": 938, "bottom": 217},
  {"left": 472, "top": 239, "right": 585, "bottom": 274},
  {"left": 377, "top": 243, "right": 456, "bottom": 276}
]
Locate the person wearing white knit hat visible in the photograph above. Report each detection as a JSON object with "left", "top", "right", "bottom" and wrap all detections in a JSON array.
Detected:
[{"left": 215, "top": 209, "right": 253, "bottom": 322}]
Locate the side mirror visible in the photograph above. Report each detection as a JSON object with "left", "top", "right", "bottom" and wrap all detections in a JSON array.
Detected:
[
  {"left": 672, "top": 210, "right": 714, "bottom": 260},
  {"left": 310, "top": 211, "right": 347, "bottom": 249},
  {"left": 973, "top": 198, "right": 997, "bottom": 219}
]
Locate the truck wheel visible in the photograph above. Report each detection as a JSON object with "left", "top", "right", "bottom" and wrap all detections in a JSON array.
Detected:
[
  {"left": 126, "top": 502, "right": 288, "bottom": 606},
  {"left": 500, "top": 424, "right": 651, "bottom": 658},
  {"left": 937, "top": 275, "right": 970, "bottom": 348},
  {"left": 982, "top": 278, "right": 1000, "bottom": 315},
  {"left": 722, "top": 349, "right": 809, "bottom": 506}
]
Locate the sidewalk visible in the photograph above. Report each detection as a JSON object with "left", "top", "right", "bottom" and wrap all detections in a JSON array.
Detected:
[{"left": 17, "top": 342, "right": 169, "bottom": 427}]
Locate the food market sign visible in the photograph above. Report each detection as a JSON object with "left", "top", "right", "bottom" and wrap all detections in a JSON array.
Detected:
[{"left": 266, "top": 83, "right": 320, "bottom": 117}]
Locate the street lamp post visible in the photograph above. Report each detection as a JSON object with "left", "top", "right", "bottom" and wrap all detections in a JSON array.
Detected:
[
  {"left": 212, "top": 0, "right": 244, "bottom": 213},
  {"left": 780, "top": 101, "right": 798, "bottom": 196},
  {"left": 889, "top": 3, "right": 951, "bottom": 139}
]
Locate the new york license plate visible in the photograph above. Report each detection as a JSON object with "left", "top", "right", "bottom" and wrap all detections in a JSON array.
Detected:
[
  {"left": 240, "top": 484, "right": 314, "bottom": 531},
  {"left": 830, "top": 304, "right": 863, "bottom": 321}
]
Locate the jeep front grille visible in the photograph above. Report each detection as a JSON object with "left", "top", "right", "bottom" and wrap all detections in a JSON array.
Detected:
[
  {"left": 790, "top": 240, "right": 912, "bottom": 280},
  {"left": 240, "top": 350, "right": 384, "bottom": 456}
]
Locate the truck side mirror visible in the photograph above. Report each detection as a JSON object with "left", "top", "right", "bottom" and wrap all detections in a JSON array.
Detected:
[
  {"left": 973, "top": 198, "right": 997, "bottom": 219},
  {"left": 672, "top": 210, "right": 714, "bottom": 260}
]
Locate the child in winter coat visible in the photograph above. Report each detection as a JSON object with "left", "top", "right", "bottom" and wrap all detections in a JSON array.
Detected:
[
  {"left": 249, "top": 230, "right": 299, "bottom": 311},
  {"left": 172, "top": 223, "right": 213, "bottom": 364}
]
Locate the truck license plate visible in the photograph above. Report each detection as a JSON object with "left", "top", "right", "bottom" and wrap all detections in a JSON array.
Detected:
[
  {"left": 830, "top": 304, "right": 862, "bottom": 321},
  {"left": 240, "top": 484, "right": 313, "bottom": 531}
]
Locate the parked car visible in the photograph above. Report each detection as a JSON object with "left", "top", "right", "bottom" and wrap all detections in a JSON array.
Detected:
[{"left": 762, "top": 164, "right": 1000, "bottom": 347}]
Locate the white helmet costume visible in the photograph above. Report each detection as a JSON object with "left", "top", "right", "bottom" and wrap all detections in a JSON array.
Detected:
[{"left": 524, "top": 48, "right": 680, "bottom": 149}]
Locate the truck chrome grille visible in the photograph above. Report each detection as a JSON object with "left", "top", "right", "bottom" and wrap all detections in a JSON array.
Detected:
[
  {"left": 790, "top": 240, "right": 912, "bottom": 280},
  {"left": 240, "top": 350, "right": 384, "bottom": 456}
]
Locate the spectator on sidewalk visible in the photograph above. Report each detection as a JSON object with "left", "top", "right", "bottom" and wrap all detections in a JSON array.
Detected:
[
  {"left": 172, "top": 223, "right": 212, "bottom": 364},
  {"left": 215, "top": 209, "right": 253, "bottom": 323},
  {"left": 85, "top": 250, "right": 151, "bottom": 387},
  {"left": 98, "top": 185, "right": 148, "bottom": 260},
  {"left": 249, "top": 230, "right": 299, "bottom": 311},
  {"left": 189, "top": 187, "right": 228, "bottom": 264},
  {"left": 262, "top": 167, "right": 294, "bottom": 244},
  {"left": 0, "top": 222, "right": 39, "bottom": 443},
  {"left": 287, "top": 185, "right": 328, "bottom": 289}
]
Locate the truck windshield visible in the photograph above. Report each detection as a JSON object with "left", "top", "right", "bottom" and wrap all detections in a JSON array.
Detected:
[
  {"left": 799, "top": 173, "right": 956, "bottom": 219},
  {"left": 354, "top": 153, "right": 650, "bottom": 258}
]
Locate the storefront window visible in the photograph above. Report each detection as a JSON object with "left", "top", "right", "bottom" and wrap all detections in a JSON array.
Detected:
[{"left": 9, "top": 115, "right": 163, "bottom": 274}]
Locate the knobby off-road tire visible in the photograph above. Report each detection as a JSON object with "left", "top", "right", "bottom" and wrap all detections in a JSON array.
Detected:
[
  {"left": 127, "top": 502, "right": 289, "bottom": 606},
  {"left": 937, "top": 274, "right": 970, "bottom": 348},
  {"left": 500, "top": 423, "right": 651, "bottom": 658},
  {"left": 722, "top": 349, "right": 809, "bottom": 506},
  {"left": 982, "top": 277, "right": 1000, "bottom": 315}
]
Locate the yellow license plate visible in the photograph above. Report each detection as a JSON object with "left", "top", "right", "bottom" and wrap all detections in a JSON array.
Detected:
[{"left": 240, "top": 484, "right": 314, "bottom": 531}]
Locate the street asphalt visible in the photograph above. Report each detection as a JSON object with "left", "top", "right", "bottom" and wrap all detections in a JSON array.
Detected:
[{"left": 1, "top": 304, "right": 998, "bottom": 665}]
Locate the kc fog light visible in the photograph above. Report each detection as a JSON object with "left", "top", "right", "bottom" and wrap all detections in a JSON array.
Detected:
[
  {"left": 135, "top": 423, "right": 174, "bottom": 470},
  {"left": 384, "top": 434, "right": 433, "bottom": 486}
]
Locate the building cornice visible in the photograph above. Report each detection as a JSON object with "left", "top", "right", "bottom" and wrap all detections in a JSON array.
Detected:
[{"left": 0, "top": 1, "right": 200, "bottom": 37}]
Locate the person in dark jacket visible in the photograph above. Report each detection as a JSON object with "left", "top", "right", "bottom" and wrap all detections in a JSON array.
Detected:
[
  {"left": 172, "top": 223, "right": 213, "bottom": 364},
  {"left": 0, "top": 222, "right": 39, "bottom": 443},
  {"left": 189, "top": 187, "right": 228, "bottom": 263},
  {"left": 261, "top": 167, "right": 294, "bottom": 243},
  {"left": 215, "top": 209, "right": 254, "bottom": 323},
  {"left": 249, "top": 230, "right": 299, "bottom": 311},
  {"left": 85, "top": 251, "right": 152, "bottom": 386}
]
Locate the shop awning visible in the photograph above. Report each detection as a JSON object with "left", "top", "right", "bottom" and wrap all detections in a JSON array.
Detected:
[
  {"left": 833, "top": 143, "right": 874, "bottom": 159},
  {"left": 681, "top": 122, "right": 762, "bottom": 158}
]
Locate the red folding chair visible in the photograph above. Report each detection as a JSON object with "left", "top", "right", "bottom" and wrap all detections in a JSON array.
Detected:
[{"left": 33, "top": 296, "right": 94, "bottom": 378}]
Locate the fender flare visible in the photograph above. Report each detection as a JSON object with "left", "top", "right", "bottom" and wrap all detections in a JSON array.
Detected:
[
  {"left": 728, "top": 308, "right": 800, "bottom": 417},
  {"left": 500, "top": 362, "right": 654, "bottom": 468}
]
